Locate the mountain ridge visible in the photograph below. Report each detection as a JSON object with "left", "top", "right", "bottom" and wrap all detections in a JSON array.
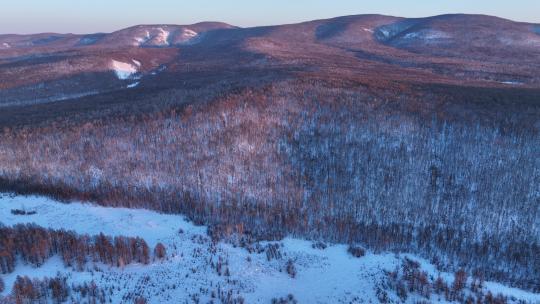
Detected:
[
  {"left": 1, "top": 13, "right": 539, "bottom": 36},
  {"left": 1, "top": 14, "right": 539, "bottom": 48}
]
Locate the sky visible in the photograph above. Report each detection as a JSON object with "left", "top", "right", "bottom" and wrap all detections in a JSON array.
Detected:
[{"left": 1, "top": 0, "right": 539, "bottom": 34}]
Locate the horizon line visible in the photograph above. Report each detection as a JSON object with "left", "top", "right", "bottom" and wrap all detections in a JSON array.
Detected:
[{"left": 1, "top": 12, "right": 538, "bottom": 36}]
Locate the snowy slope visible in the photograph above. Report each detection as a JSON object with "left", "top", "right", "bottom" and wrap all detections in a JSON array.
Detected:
[
  {"left": 1, "top": 193, "right": 539, "bottom": 303},
  {"left": 110, "top": 60, "right": 138, "bottom": 80}
]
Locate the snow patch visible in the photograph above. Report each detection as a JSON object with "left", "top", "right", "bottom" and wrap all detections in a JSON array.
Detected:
[
  {"left": 134, "top": 30, "right": 151, "bottom": 46},
  {"left": 77, "top": 34, "right": 105, "bottom": 46},
  {"left": 375, "top": 21, "right": 417, "bottom": 41},
  {"left": 150, "top": 65, "right": 167, "bottom": 75},
  {"left": 379, "top": 28, "right": 391, "bottom": 38},
  {"left": 403, "top": 30, "right": 450, "bottom": 41},
  {"left": 132, "top": 59, "right": 141, "bottom": 67},
  {"left": 182, "top": 29, "right": 198, "bottom": 38},
  {"left": 403, "top": 32, "right": 418, "bottom": 39},
  {"left": 1, "top": 42, "right": 10, "bottom": 48},
  {"left": 500, "top": 81, "right": 523, "bottom": 86},
  {"left": 78, "top": 38, "right": 95, "bottom": 45},
  {"left": 110, "top": 60, "right": 138, "bottom": 80},
  {"left": 483, "top": 281, "right": 540, "bottom": 303},
  {"left": 154, "top": 27, "right": 170, "bottom": 46},
  {"left": 127, "top": 81, "right": 140, "bottom": 88},
  {"left": 0, "top": 193, "right": 201, "bottom": 247},
  {"left": 176, "top": 28, "right": 202, "bottom": 45},
  {"left": 362, "top": 27, "right": 374, "bottom": 33},
  {"left": 499, "top": 35, "right": 540, "bottom": 47}
]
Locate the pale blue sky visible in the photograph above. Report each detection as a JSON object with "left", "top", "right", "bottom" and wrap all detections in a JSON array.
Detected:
[{"left": 1, "top": 0, "right": 539, "bottom": 34}]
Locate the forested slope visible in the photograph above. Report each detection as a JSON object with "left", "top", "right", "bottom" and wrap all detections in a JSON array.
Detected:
[{"left": 0, "top": 14, "right": 539, "bottom": 292}]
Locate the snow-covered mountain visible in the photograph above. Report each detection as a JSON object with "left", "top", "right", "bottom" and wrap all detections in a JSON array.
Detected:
[
  {"left": 0, "top": 14, "right": 539, "bottom": 108},
  {"left": 0, "top": 14, "right": 539, "bottom": 304},
  {"left": 0, "top": 22, "right": 234, "bottom": 49},
  {"left": 97, "top": 22, "right": 235, "bottom": 47}
]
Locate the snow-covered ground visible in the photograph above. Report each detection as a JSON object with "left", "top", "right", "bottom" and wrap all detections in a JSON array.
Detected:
[
  {"left": 127, "top": 81, "right": 140, "bottom": 88},
  {"left": 182, "top": 29, "right": 198, "bottom": 39},
  {"left": 153, "top": 27, "right": 170, "bottom": 46},
  {"left": 1, "top": 193, "right": 539, "bottom": 303},
  {"left": 403, "top": 30, "right": 450, "bottom": 40},
  {"left": 134, "top": 30, "right": 151, "bottom": 46},
  {"left": 132, "top": 59, "right": 142, "bottom": 67},
  {"left": 110, "top": 60, "right": 138, "bottom": 80},
  {"left": 500, "top": 80, "right": 524, "bottom": 86},
  {"left": 177, "top": 28, "right": 201, "bottom": 45}
]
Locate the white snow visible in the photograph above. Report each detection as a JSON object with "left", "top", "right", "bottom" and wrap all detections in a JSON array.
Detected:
[
  {"left": 242, "top": 239, "right": 394, "bottom": 303},
  {"left": 154, "top": 27, "right": 170, "bottom": 46},
  {"left": 376, "top": 22, "right": 416, "bottom": 41},
  {"left": 176, "top": 28, "right": 201, "bottom": 45},
  {"left": 134, "top": 27, "right": 198, "bottom": 46},
  {"left": 127, "top": 81, "right": 140, "bottom": 88},
  {"left": 110, "top": 60, "right": 138, "bottom": 80},
  {"left": 404, "top": 32, "right": 419, "bottom": 39},
  {"left": 150, "top": 65, "right": 167, "bottom": 75},
  {"left": 0, "top": 194, "right": 200, "bottom": 247},
  {"left": 362, "top": 27, "right": 374, "bottom": 33},
  {"left": 403, "top": 30, "right": 450, "bottom": 41},
  {"left": 134, "top": 30, "right": 150, "bottom": 46},
  {"left": 1, "top": 193, "right": 539, "bottom": 303},
  {"left": 134, "top": 28, "right": 171, "bottom": 46},
  {"left": 1, "top": 42, "right": 10, "bottom": 48},
  {"left": 379, "top": 28, "right": 391, "bottom": 38},
  {"left": 182, "top": 28, "right": 198, "bottom": 38},
  {"left": 499, "top": 36, "right": 540, "bottom": 47},
  {"left": 1, "top": 256, "right": 95, "bottom": 297},
  {"left": 483, "top": 281, "right": 540, "bottom": 303},
  {"left": 500, "top": 81, "right": 523, "bottom": 85},
  {"left": 132, "top": 59, "right": 141, "bottom": 67}
]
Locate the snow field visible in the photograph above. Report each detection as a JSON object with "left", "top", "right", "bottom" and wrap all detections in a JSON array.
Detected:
[
  {"left": 1, "top": 194, "right": 539, "bottom": 303},
  {"left": 110, "top": 60, "right": 138, "bottom": 80}
]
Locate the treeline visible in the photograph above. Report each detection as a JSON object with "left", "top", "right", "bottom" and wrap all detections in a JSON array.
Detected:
[
  {"left": 0, "top": 224, "right": 166, "bottom": 274},
  {"left": 0, "top": 274, "right": 108, "bottom": 304},
  {"left": 0, "top": 80, "right": 538, "bottom": 291}
]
